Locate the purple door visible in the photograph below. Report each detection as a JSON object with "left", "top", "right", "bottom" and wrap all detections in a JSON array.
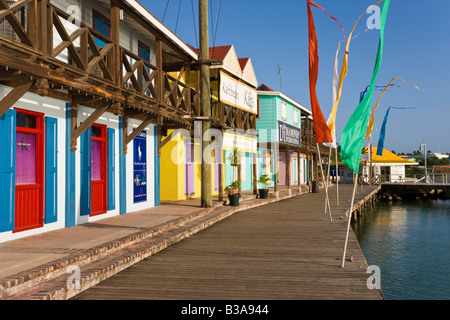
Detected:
[
  {"left": 214, "top": 145, "right": 220, "bottom": 191},
  {"left": 279, "top": 152, "right": 286, "bottom": 186},
  {"left": 185, "top": 140, "right": 194, "bottom": 196}
]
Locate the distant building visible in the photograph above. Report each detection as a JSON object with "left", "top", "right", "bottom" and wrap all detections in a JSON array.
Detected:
[{"left": 339, "top": 148, "right": 419, "bottom": 184}]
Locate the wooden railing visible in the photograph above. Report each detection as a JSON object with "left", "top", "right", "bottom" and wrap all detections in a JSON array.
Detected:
[
  {"left": 211, "top": 102, "right": 257, "bottom": 131},
  {"left": 0, "top": 0, "right": 199, "bottom": 117}
]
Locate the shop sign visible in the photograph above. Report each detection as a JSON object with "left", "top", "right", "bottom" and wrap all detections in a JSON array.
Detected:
[
  {"left": 133, "top": 130, "right": 147, "bottom": 203},
  {"left": 220, "top": 71, "right": 257, "bottom": 114},
  {"left": 278, "top": 121, "right": 301, "bottom": 147}
]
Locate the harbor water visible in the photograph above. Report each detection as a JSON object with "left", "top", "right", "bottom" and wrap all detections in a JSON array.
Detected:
[{"left": 352, "top": 199, "right": 450, "bottom": 300}]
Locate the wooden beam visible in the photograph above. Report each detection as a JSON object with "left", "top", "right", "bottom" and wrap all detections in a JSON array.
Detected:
[
  {"left": 124, "top": 114, "right": 157, "bottom": 146},
  {"left": 0, "top": 48, "right": 193, "bottom": 126},
  {"left": 70, "top": 103, "right": 78, "bottom": 151},
  {"left": 0, "top": 79, "right": 35, "bottom": 118},
  {"left": 72, "top": 102, "right": 112, "bottom": 141}
]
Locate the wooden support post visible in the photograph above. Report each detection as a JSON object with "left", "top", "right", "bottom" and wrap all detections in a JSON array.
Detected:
[
  {"left": 38, "top": 0, "right": 48, "bottom": 54},
  {"left": 155, "top": 39, "right": 163, "bottom": 102},
  {"left": 0, "top": 79, "right": 35, "bottom": 118},
  {"left": 70, "top": 103, "right": 78, "bottom": 151},
  {"left": 185, "top": 63, "right": 191, "bottom": 113},
  {"left": 200, "top": 0, "right": 212, "bottom": 208},
  {"left": 122, "top": 113, "right": 128, "bottom": 154},
  {"left": 72, "top": 102, "right": 112, "bottom": 150},
  {"left": 286, "top": 147, "right": 291, "bottom": 189},
  {"left": 27, "top": 0, "right": 37, "bottom": 46},
  {"left": 253, "top": 152, "right": 257, "bottom": 195},
  {"left": 124, "top": 114, "right": 157, "bottom": 146},
  {"left": 157, "top": 116, "right": 163, "bottom": 157},
  {"left": 297, "top": 149, "right": 301, "bottom": 186},
  {"left": 111, "top": 0, "right": 121, "bottom": 86}
]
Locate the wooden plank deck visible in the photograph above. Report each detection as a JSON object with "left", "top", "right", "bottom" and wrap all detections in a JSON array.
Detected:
[{"left": 72, "top": 184, "right": 383, "bottom": 300}]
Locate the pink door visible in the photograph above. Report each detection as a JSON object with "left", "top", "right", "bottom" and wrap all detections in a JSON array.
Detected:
[{"left": 278, "top": 152, "right": 286, "bottom": 186}]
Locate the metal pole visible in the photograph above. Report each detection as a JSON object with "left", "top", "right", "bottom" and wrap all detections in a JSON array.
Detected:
[
  {"left": 335, "top": 146, "right": 339, "bottom": 206},
  {"left": 342, "top": 173, "right": 358, "bottom": 268},
  {"left": 316, "top": 143, "right": 332, "bottom": 222},
  {"left": 424, "top": 138, "right": 428, "bottom": 184},
  {"left": 200, "top": 0, "right": 212, "bottom": 207}
]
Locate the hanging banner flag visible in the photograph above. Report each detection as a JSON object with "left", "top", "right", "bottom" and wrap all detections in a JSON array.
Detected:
[
  {"left": 377, "top": 107, "right": 415, "bottom": 156},
  {"left": 341, "top": 0, "right": 391, "bottom": 174},
  {"left": 366, "top": 77, "right": 424, "bottom": 138},
  {"left": 328, "top": 1, "right": 383, "bottom": 137},
  {"left": 307, "top": 0, "right": 345, "bottom": 143},
  {"left": 324, "top": 41, "right": 341, "bottom": 148},
  {"left": 325, "top": 28, "right": 370, "bottom": 149}
]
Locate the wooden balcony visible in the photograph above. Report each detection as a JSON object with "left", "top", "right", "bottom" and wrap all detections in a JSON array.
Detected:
[{"left": 0, "top": 0, "right": 200, "bottom": 151}]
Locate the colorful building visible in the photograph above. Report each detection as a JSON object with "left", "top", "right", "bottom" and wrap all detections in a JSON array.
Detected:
[
  {"left": 160, "top": 45, "right": 259, "bottom": 201},
  {"left": 256, "top": 84, "right": 322, "bottom": 191},
  {"left": 0, "top": 0, "right": 199, "bottom": 242}
]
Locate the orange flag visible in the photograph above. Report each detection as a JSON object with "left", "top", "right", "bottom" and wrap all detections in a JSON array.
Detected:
[{"left": 307, "top": 0, "right": 345, "bottom": 143}]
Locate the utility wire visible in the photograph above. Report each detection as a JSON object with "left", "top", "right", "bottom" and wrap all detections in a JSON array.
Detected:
[
  {"left": 162, "top": 0, "right": 170, "bottom": 22},
  {"left": 212, "top": 0, "right": 221, "bottom": 48},
  {"left": 190, "top": 0, "right": 198, "bottom": 48},
  {"left": 175, "top": 0, "right": 182, "bottom": 33}
]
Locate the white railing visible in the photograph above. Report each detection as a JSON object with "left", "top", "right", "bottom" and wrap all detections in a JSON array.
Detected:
[{"left": 376, "top": 174, "right": 449, "bottom": 185}]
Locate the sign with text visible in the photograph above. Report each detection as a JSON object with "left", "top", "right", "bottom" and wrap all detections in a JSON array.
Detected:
[
  {"left": 220, "top": 71, "right": 257, "bottom": 114},
  {"left": 133, "top": 130, "right": 147, "bottom": 203},
  {"left": 278, "top": 121, "right": 301, "bottom": 147}
]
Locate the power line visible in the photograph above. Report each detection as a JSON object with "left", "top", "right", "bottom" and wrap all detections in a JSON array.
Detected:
[
  {"left": 212, "top": 0, "right": 221, "bottom": 48},
  {"left": 162, "top": 0, "right": 170, "bottom": 22},
  {"left": 190, "top": 0, "right": 198, "bottom": 48},
  {"left": 175, "top": 0, "right": 182, "bottom": 33}
]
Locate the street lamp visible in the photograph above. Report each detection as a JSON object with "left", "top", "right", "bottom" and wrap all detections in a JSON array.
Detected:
[{"left": 419, "top": 138, "right": 428, "bottom": 183}]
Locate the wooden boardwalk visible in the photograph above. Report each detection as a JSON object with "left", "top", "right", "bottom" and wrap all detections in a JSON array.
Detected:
[{"left": 72, "top": 184, "right": 383, "bottom": 300}]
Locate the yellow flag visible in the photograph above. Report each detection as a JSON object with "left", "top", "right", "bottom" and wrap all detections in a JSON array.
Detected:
[
  {"left": 328, "top": 0, "right": 384, "bottom": 134},
  {"left": 365, "top": 77, "right": 424, "bottom": 138}
]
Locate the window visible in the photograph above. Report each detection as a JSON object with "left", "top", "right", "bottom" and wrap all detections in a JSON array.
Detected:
[
  {"left": 93, "top": 10, "right": 110, "bottom": 47},
  {"left": 138, "top": 41, "right": 150, "bottom": 62},
  {"left": 281, "top": 101, "right": 287, "bottom": 121},
  {"left": 294, "top": 109, "right": 298, "bottom": 126}
]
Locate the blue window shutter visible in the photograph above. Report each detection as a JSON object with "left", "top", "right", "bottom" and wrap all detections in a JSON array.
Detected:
[
  {"left": 45, "top": 117, "right": 58, "bottom": 224},
  {"left": 80, "top": 126, "right": 92, "bottom": 216},
  {"left": 107, "top": 128, "right": 115, "bottom": 210},
  {"left": 0, "top": 109, "right": 16, "bottom": 232}
]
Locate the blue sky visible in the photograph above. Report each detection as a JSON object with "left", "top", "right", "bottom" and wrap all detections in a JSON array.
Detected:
[{"left": 141, "top": 0, "right": 450, "bottom": 154}]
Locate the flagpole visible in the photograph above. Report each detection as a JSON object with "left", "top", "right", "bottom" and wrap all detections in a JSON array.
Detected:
[
  {"left": 335, "top": 145, "right": 339, "bottom": 206},
  {"left": 341, "top": 172, "right": 358, "bottom": 268},
  {"left": 316, "top": 143, "right": 332, "bottom": 222},
  {"left": 325, "top": 146, "right": 332, "bottom": 212}
]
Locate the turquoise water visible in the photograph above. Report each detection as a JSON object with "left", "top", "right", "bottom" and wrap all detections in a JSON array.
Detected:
[{"left": 352, "top": 199, "right": 450, "bottom": 300}]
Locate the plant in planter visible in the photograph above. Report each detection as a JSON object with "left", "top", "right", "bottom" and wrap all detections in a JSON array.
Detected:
[
  {"left": 225, "top": 180, "right": 241, "bottom": 206},
  {"left": 256, "top": 174, "right": 271, "bottom": 199}
]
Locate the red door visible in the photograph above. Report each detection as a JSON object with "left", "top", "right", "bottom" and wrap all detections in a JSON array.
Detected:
[
  {"left": 91, "top": 124, "right": 107, "bottom": 216},
  {"left": 14, "top": 109, "right": 44, "bottom": 233}
]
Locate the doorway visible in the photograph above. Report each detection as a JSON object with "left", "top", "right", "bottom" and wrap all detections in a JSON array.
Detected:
[
  {"left": 91, "top": 124, "right": 107, "bottom": 216},
  {"left": 14, "top": 109, "right": 44, "bottom": 233}
]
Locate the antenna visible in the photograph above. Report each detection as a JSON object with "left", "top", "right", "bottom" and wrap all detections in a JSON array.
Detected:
[{"left": 276, "top": 65, "right": 283, "bottom": 92}]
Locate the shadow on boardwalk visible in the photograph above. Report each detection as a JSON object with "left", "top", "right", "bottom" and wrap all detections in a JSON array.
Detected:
[{"left": 72, "top": 184, "right": 383, "bottom": 300}]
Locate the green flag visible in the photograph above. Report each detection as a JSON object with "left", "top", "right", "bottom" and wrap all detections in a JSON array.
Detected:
[{"left": 340, "top": 0, "right": 391, "bottom": 173}]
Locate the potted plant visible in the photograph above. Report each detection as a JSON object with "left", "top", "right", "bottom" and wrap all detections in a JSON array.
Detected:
[
  {"left": 256, "top": 174, "right": 271, "bottom": 199},
  {"left": 225, "top": 180, "right": 241, "bottom": 206}
]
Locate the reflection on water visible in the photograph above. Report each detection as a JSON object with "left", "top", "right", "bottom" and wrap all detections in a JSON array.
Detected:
[{"left": 352, "top": 199, "right": 450, "bottom": 300}]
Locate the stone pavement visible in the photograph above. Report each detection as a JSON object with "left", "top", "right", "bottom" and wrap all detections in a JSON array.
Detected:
[{"left": 0, "top": 186, "right": 311, "bottom": 300}]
